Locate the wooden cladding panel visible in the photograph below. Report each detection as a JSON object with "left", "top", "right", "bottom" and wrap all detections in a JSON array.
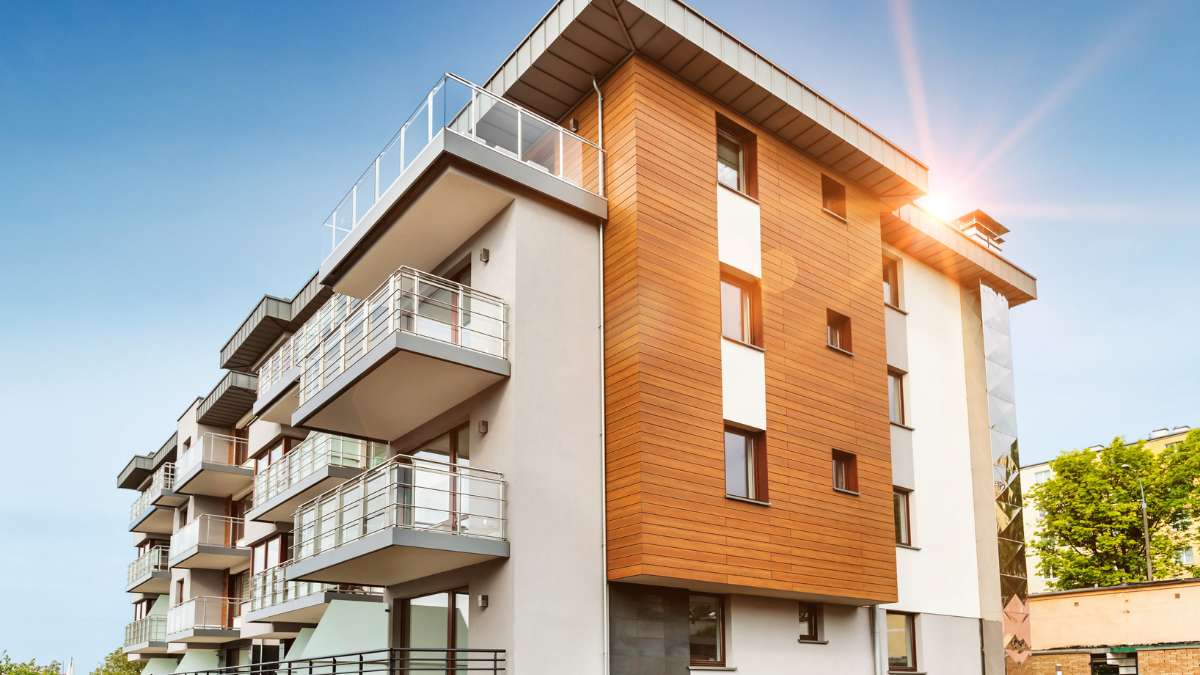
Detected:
[{"left": 580, "top": 57, "right": 896, "bottom": 603}]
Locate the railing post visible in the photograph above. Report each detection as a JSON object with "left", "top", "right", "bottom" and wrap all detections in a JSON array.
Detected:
[
  {"left": 558, "top": 127, "right": 565, "bottom": 178},
  {"left": 470, "top": 87, "right": 478, "bottom": 138},
  {"left": 516, "top": 108, "right": 523, "bottom": 161},
  {"left": 351, "top": 185, "right": 358, "bottom": 228},
  {"left": 427, "top": 88, "right": 434, "bottom": 142}
]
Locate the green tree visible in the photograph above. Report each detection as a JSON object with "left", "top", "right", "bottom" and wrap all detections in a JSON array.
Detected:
[
  {"left": 90, "top": 649, "right": 144, "bottom": 675},
  {"left": 1029, "top": 430, "right": 1200, "bottom": 590},
  {"left": 0, "top": 652, "right": 63, "bottom": 675}
]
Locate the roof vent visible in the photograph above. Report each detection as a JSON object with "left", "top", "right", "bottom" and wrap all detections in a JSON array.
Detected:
[
  {"left": 954, "top": 209, "right": 1008, "bottom": 251},
  {"left": 1149, "top": 427, "right": 1172, "bottom": 439}
]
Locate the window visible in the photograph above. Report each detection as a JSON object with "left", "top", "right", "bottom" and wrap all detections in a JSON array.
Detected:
[
  {"left": 797, "top": 602, "right": 822, "bottom": 642},
  {"left": 720, "top": 271, "right": 761, "bottom": 347},
  {"left": 887, "top": 369, "right": 906, "bottom": 426},
  {"left": 174, "top": 578, "right": 185, "bottom": 606},
  {"left": 821, "top": 174, "right": 846, "bottom": 220},
  {"left": 1034, "top": 470, "right": 1051, "bottom": 483},
  {"left": 1180, "top": 548, "right": 1196, "bottom": 566},
  {"left": 826, "top": 309, "right": 852, "bottom": 353},
  {"left": 832, "top": 449, "right": 858, "bottom": 494},
  {"left": 717, "top": 133, "right": 743, "bottom": 192},
  {"left": 725, "top": 426, "right": 767, "bottom": 501},
  {"left": 893, "top": 488, "right": 912, "bottom": 546},
  {"left": 883, "top": 256, "right": 900, "bottom": 308},
  {"left": 688, "top": 594, "right": 725, "bottom": 666},
  {"left": 886, "top": 612, "right": 917, "bottom": 671}
]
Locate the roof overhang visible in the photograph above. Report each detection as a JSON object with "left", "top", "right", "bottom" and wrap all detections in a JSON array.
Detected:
[
  {"left": 882, "top": 205, "right": 1037, "bottom": 306},
  {"left": 485, "top": 0, "right": 927, "bottom": 207}
]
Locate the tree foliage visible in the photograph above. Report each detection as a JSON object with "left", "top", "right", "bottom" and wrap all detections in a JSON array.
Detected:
[
  {"left": 1029, "top": 430, "right": 1200, "bottom": 590},
  {"left": 0, "top": 652, "right": 63, "bottom": 675},
  {"left": 90, "top": 649, "right": 144, "bottom": 675}
]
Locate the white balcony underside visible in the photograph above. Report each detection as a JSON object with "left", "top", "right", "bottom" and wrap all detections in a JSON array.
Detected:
[
  {"left": 291, "top": 332, "right": 508, "bottom": 441},
  {"left": 131, "top": 507, "right": 174, "bottom": 535},
  {"left": 164, "top": 628, "right": 240, "bottom": 645},
  {"left": 286, "top": 528, "right": 509, "bottom": 587},
  {"left": 127, "top": 570, "right": 170, "bottom": 594},
  {"left": 320, "top": 134, "right": 606, "bottom": 299},
  {"left": 174, "top": 463, "right": 253, "bottom": 498},
  {"left": 123, "top": 641, "right": 168, "bottom": 655},
  {"left": 169, "top": 545, "right": 250, "bottom": 570},
  {"left": 253, "top": 366, "right": 301, "bottom": 425}
]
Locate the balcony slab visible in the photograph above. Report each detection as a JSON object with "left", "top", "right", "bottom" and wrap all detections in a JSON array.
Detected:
[
  {"left": 253, "top": 365, "right": 301, "bottom": 425},
  {"left": 174, "top": 463, "right": 253, "bottom": 498},
  {"left": 169, "top": 545, "right": 251, "bottom": 571},
  {"left": 130, "top": 506, "right": 174, "bottom": 535},
  {"left": 127, "top": 569, "right": 171, "bottom": 594},
  {"left": 243, "top": 589, "right": 381, "bottom": 626}
]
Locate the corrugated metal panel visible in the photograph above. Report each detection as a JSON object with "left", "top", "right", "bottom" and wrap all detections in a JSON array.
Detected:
[{"left": 197, "top": 371, "right": 259, "bottom": 428}]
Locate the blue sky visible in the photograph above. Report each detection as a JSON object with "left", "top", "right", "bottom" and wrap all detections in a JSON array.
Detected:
[{"left": 1, "top": 0, "right": 1197, "bottom": 668}]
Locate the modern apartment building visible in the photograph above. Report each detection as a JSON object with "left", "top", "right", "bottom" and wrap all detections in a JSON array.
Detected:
[
  {"left": 1022, "top": 425, "right": 1195, "bottom": 594},
  {"left": 115, "top": 1, "right": 1040, "bottom": 673}
]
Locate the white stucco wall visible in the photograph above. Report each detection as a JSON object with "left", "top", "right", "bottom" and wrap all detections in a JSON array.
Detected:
[
  {"left": 172, "top": 650, "right": 219, "bottom": 673},
  {"left": 726, "top": 596, "right": 874, "bottom": 674},
  {"left": 886, "top": 252, "right": 983, "bottom": 620},
  {"left": 141, "top": 658, "right": 178, "bottom": 675}
]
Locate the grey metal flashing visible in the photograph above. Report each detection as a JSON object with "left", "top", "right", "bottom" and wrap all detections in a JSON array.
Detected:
[
  {"left": 291, "top": 330, "right": 510, "bottom": 431},
  {"left": 287, "top": 273, "right": 333, "bottom": 330},
  {"left": 318, "top": 130, "right": 607, "bottom": 290},
  {"left": 197, "top": 371, "right": 258, "bottom": 427},
  {"left": 152, "top": 432, "right": 178, "bottom": 467},
  {"left": 220, "top": 295, "right": 291, "bottom": 370},
  {"left": 483, "top": 0, "right": 927, "bottom": 204},
  {"left": 284, "top": 527, "right": 510, "bottom": 583},
  {"left": 164, "top": 628, "right": 240, "bottom": 643},
  {"left": 123, "top": 641, "right": 167, "bottom": 655},
  {"left": 251, "top": 365, "right": 301, "bottom": 419}
]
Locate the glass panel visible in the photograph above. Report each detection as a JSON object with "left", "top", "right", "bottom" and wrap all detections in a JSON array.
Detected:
[
  {"left": 724, "top": 430, "right": 749, "bottom": 498},
  {"left": 408, "top": 592, "right": 450, "bottom": 670},
  {"left": 717, "top": 135, "right": 741, "bottom": 191},
  {"left": 894, "top": 491, "right": 910, "bottom": 545},
  {"left": 720, "top": 281, "right": 745, "bottom": 342},
  {"left": 888, "top": 373, "right": 904, "bottom": 425},
  {"left": 474, "top": 91, "right": 519, "bottom": 157},
  {"left": 520, "top": 113, "right": 560, "bottom": 175},
  {"left": 688, "top": 595, "right": 722, "bottom": 664},
  {"left": 887, "top": 613, "right": 915, "bottom": 669},
  {"left": 883, "top": 257, "right": 899, "bottom": 306}
]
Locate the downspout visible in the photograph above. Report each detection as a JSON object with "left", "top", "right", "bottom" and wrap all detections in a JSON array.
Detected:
[{"left": 593, "top": 74, "right": 609, "bottom": 675}]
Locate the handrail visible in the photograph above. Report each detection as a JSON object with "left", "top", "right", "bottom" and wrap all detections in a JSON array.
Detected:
[
  {"left": 254, "top": 433, "right": 389, "bottom": 507},
  {"left": 296, "top": 267, "right": 507, "bottom": 406},
  {"left": 168, "top": 648, "right": 506, "bottom": 675},
  {"left": 324, "top": 72, "right": 603, "bottom": 250},
  {"left": 127, "top": 545, "right": 170, "bottom": 586},
  {"left": 293, "top": 453, "right": 505, "bottom": 563},
  {"left": 124, "top": 615, "right": 166, "bottom": 647},
  {"left": 167, "top": 596, "right": 241, "bottom": 634},
  {"left": 171, "top": 514, "right": 247, "bottom": 555},
  {"left": 178, "top": 433, "right": 250, "bottom": 474},
  {"left": 129, "top": 463, "right": 175, "bottom": 524}
]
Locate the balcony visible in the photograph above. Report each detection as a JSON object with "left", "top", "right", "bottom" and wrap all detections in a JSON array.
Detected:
[
  {"left": 286, "top": 454, "right": 507, "bottom": 587},
  {"left": 123, "top": 615, "right": 167, "bottom": 654},
  {"left": 126, "top": 545, "right": 171, "bottom": 594},
  {"left": 129, "top": 463, "right": 184, "bottom": 534},
  {"left": 196, "top": 371, "right": 258, "bottom": 428},
  {"left": 166, "top": 596, "right": 240, "bottom": 644},
  {"left": 291, "top": 268, "right": 509, "bottom": 441},
  {"left": 169, "top": 515, "right": 250, "bottom": 569},
  {"left": 169, "top": 649, "right": 505, "bottom": 675},
  {"left": 253, "top": 332, "right": 304, "bottom": 424},
  {"left": 244, "top": 562, "right": 382, "bottom": 626},
  {"left": 318, "top": 73, "right": 606, "bottom": 298},
  {"left": 246, "top": 433, "right": 389, "bottom": 524},
  {"left": 175, "top": 433, "right": 253, "bottom": 497}
]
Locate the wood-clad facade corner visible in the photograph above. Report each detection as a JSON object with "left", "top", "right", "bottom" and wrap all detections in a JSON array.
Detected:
[{"left": 571, "top": 56, "right": 897, "bottom": 605}]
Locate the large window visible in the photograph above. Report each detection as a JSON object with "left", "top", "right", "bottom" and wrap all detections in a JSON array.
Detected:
[
  {"left": 688, "top": 594, "right": 725, "bottom": 666},
  {"left": 725, "top": 426, "right": 767, "bottom": 502},
  {"left": 883, "top": 256, "right": 901, "bottom": 308},
  {"left": 720, "top": 272, "right": 761, "bottom": 347},
  {"left": 887, "top": 369, "right": 906, "bottom": 426},
  {"left": 832, "top": 449, "right": 858, "bottom": 494},
  {"left": 821, "top": 174, "right": 847, "bottom": 220},
  {"left": 886, "top": 612, "right": 917, "bottom": 671},
  {"left": 893, "top": 488, "right": 912, "bottom": 546}
]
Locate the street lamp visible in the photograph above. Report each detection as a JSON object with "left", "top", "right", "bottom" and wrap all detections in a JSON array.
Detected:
[{"left": 1122, "top": 463, "right": 1153, "bottom": 581}]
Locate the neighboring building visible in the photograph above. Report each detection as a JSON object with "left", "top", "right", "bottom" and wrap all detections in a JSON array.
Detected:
[
  {"left": 1009, "top": 578, "right": 1200, "bottom": 675},
  {"left": 1021, "top": 425, "right": 1194, "bottom": 593},
  {"left": 115, "top": 1, "right": 1041, "bottom": 674}
]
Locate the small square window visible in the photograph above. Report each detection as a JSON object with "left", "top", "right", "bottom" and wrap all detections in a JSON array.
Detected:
[
  {"left": 886, "top": 612, "right": 917, "bottom": 671},
  {"left": 798, "top": 602, "right": 822, "bottom": 641},
  {"left": 887, "top": 369, "right": 906, "bottom": 426},
  {"left": 893, "top": 488, "right": 912, "bottom": 546},
  {"left": 721, "top": 271, "right": 762, "bottom": 347},
  {"left": 717, "top": 133, "right": 743, "bottom": 193},
  {"left": 725, "top": 425, "right": 767, "bottom": 501},
  {"left": 883, "top": 256, "right": 901, "bottom": 308},
  {"left": 826, "top": 309, "right": 852, "bottom": 353},
  {"left": 832, "top": 449, "right": 858, "bottom": 494},
  {"left": 689, "top": 594, "right": 725, "bottom": 666},
  {"left": 821, "top": 174, "right": 846, "bottom": 220}
]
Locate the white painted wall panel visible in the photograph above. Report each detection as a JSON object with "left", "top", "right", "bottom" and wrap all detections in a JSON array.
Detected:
[
  {"left": 721, "top": 340, "right": 766, "bottom": 430},
  {"left": 727, "top": 596, "right": 874, "bottom": 673},
  {"left": 716, "top": 186, "right": 761, "bottom": 277}
]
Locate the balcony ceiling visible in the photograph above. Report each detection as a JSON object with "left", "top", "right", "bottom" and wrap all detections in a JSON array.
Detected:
[
  {"left": 197, "top": 371, "right": 258, "bottom": 427},
  {"left": 485, "top": 0, "right": 927, "bottom": 206}
]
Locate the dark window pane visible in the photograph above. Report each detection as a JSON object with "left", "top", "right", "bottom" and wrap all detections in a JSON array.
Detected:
[
  {"left": 725, "top": 430, "right": 750, "bottom": 498},
  {"left": 894, "top": 491, "right": 910, "bottom": 545},
  {"left": 689, "top": 595, "right": 722, "bottom": 664}
]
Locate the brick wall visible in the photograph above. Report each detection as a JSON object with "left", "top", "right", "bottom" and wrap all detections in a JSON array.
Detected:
[
  {"left": 1139, "top": 647, "right": 1200, "bottom": 674},
  {"left": 1007, "top": 653, "right": 1090, "bottom": 675}
]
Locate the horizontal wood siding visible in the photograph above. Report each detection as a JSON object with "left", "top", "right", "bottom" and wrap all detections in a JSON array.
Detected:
[{"left": 580, "top": 57, "right": 896, "bottom": 604}]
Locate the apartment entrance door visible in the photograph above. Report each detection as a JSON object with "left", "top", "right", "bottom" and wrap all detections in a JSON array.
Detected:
[{"left": 397, "top": 589, "right": 470, "bottom": 673}]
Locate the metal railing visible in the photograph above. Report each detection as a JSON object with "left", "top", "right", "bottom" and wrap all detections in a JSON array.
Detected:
[
  {"left": 171, "top": 514, "right": 246, "bottom": 557},
  {"left": 124, "top": 615, "right": 166, "bottom": 647},
  {"left": 255, "top": 433, "right": 390, "bottom": 507},
  {"left": 167, "top": 596, "right": 240, "bottom": 635},
  {"left": 130, "top": 463, "right": 175, "bottom": 525},
  {"left": 325, "top": 72, "right": 602, "bottom": 250},
  {"left": 257, "top": 332, "right": 302, "bottom": 398},
  {"left": 171, "top": 648, "right": 505, "bottom": 675},
  {"left": 293, "top": 454, "right": 505, "bottom": 563},
  {"left": 296, "top": 267, "right": 507, "bottom": 406},
  {"left": 250, "top": 562, "right": 382, "bottom": 613},
  {"left": 127, "top": 545, "right": 170, "bottom": 587},
  {"left": 178, "top": 433, "right": 251, "bottom": 476}
]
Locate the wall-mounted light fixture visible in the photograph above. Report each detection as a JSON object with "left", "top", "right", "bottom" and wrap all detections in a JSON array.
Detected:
[
  {"left": 480, "top": 248, "right": 490, "bottom": 264},
  {"left": 478, "top": 420, "right": 489, "bottom": 436}
]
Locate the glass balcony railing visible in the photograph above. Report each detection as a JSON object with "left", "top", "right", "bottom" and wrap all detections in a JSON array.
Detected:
[
  {"left": 171, "top": 514, "right": 246, "bottom": 556},
  {"left": 296, "top": 267, "right": 507, "bottom": 406},
  {"left": 293, "top": 454, "right": 505, "bottom": 563},
  {"left": 177, "top": 433, "right": 251, "bottom": 477},
  {"left": 254, "top": 433, "right": 389, "bottom": 507},
  {"left": 323, "top": 73, "right": 603, "bottom": 250},
  {"left": 129, "top": 463, "right": 175, "bottom": 525},
  {"left": 127, "top": 545, "right": 170, "bottom": 587},
  {"left": 167, "top": 596, "right": 239, "bottom": 635},
  {"left": 124, "top": 615, "right": 166, "bottom": 647},
  {"left": 249, "top": 562, "right": 382, "bottom": 613}
]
